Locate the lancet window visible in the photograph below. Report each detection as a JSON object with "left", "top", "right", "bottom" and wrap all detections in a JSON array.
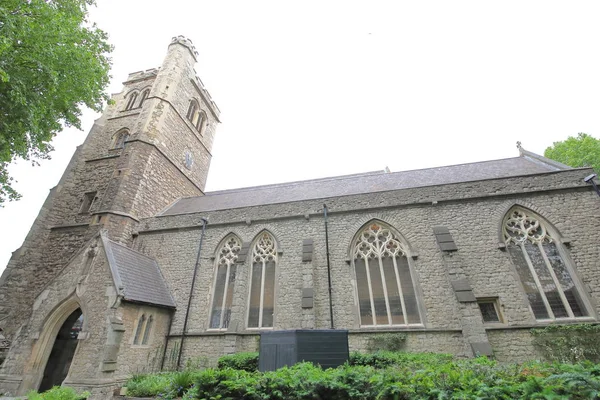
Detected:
[
  {"left": 125, "top": 92, "right": 138, "bottom": 111},
  {"left": 133, "top": 314, "right": 146, "bottom": 345},
  {"left": 111, "top": 129, "right": 130, "bottom": 149},
  {"left": 504, "top": 207, "right": 589, "bottom": 320},
  {"left": 209, "top": 235, "right": 242, "bottom": 330},
  {"left": 138, "top": 89, "right": 150, "bottom": 107},
  {"left": 141, "top": 315, "right": 153, "bottom": 345},
  {"left": 352, "top": 222, "right": 421, "bottom": 326},
  {"left": 186, "top": 100, "right": 205, "bottom": 132},
  {"left": 247, "top": 232, "right": 277, "bottom": 329}
]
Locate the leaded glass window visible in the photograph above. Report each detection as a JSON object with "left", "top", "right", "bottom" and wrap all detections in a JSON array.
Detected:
[
  {"left": 504, "top": 207, "right": 588, "bottom": 320},
  {"left": 353, "top": 222, "right": 421, "bottom": 326},
  {"left": 247, "top": 232, "right": 277, "bottom": 328},
  {"left": 209, "top": 236, "right": 242, "bottom": 330}
]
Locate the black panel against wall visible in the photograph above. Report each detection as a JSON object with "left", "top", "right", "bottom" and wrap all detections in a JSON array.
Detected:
[{"left": 259, "top": 330, "right": 349, "bottom": 372}]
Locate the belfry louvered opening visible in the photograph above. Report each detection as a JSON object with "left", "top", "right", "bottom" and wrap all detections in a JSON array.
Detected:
[
  {"left": 503, "top": 207, "right": 589, "bottom": 320},
  {"left": 352, "top": 222, "right": 422, "bottom": 327}
]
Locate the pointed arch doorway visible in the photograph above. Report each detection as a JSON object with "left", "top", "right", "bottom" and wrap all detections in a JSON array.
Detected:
[{"left": 37, "top": 308, "right": 83, "bottom": 392}]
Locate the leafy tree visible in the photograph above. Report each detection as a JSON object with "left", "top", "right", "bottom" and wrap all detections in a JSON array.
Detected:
[
  {"left": 0, "top": 0, "right": 112, "bottom": 205},
  {"left": 544, "top": 133, "right": 600, "bottom": 172}
]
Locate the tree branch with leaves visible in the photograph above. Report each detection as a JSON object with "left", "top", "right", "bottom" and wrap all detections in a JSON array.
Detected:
[
  {"left": 544, "top": 133, "right": 600, "bottom": 172},
  {"left": 0, "top": 0, "right": 112, "bottom": 205}
]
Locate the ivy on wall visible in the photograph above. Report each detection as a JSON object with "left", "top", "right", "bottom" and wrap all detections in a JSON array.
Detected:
[{"left": 531, "top": 324, "right": 600, "bottom": 363}]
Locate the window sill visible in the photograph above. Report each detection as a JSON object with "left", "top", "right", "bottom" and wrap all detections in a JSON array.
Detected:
[
  {"left": 349, "top": 326, "right": 460, "bottom": 334},
  {"left": 484, "top": 319, "right": 599, "bottom": 331}
]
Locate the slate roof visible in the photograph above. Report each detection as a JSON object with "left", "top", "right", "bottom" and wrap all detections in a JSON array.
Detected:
[
  {"left": 162, "top": 151, "right": 570, "bottom": 216},
  {"left": 102, "top": 234, "right": 176, "bottom": 308}
]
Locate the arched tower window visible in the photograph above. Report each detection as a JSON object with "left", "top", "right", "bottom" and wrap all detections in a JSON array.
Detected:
[
  {"left": 352, "top": 222, "right": 422, "bottom": 326},
  {"left": 504, "top": 207, "right": 589, "bottom": 320},
  {"left": 138, "top": 89, "right": 150, "bottom": 107},
  {"left": 209, "top": 235, "right": 242, "bottom": 330},
  {"left": 186, "top": 100, "right": 205, "bottom": 132},
  {"left": 141, "top": 315, "right": 153, "bottom": 345},
  {"left": 111, "top": 129, "right": 130, "bottom": 149},
  {"left": 247, "top": 232, "right": 277, "bottom": 328},
  {"left": 125, "top": 92, "right": 138, "bottom": 111},
  {"left": 186, "top": 100, "right": 198, "bottom": 121},
  {"left": 133, "top": 314, "right": 146, "bottom": 345}
]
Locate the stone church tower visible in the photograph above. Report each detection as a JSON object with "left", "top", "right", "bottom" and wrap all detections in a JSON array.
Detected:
[{"left": 0, "top": 36, "right": 219, "bottom": 349}]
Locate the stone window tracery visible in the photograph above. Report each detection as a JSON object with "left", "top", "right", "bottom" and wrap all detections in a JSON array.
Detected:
[
  {"left": 247, "top": 232, "right": 277, "bottom": 329},
  {"left": 503, "top": 207, "right": 589, "bottom": 320},
  {"left": 209, "top": 235, "right": 242, "bottom": 330},
  {"left": 352, "top": 222, "right": 422, "bottom": 326}
]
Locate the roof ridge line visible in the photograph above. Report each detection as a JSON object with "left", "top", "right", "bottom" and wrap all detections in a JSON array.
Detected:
[{"left": 204, "top": 170, "right": 387, "bottom": 196}]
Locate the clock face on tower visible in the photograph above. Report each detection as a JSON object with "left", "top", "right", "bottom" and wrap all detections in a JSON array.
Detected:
[{"left": 184, "top": 150, "right": 194, "bottom": 170}]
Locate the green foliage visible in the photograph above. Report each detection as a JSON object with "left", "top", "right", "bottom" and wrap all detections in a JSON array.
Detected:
[
  {"left": 125, "top": 370, "right": 205, "bottom": 399},
  {"left": 26, "top": 386, "right": 89, "bottom": 400},
  {"left": 124, "top": 352, "right": 600, "bottom": 399},
  {"left": 0, "top": 0, "right": 112, "bottom": 204},
  {"left": 125, "top": 373, "right": 174, "bottom": 397},
  {"left": 531, "top": 324, "right": 600, "bottom": 363},
  {"left": 349, "top": 350, "right": 453, "bottom": 368},
  {"left": 217, "top": 351, "right": 259, "bottom": 372},
  {"left": 366, "top": 332, "right": 407, "bottom": 352},
  {"left": 544, "top": 133, "right": 600, "bottom": 173}
]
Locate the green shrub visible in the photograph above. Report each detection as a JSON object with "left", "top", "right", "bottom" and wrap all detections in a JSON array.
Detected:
[
  {"left": 366, "top": 332, "right": 407, "bottom": 352},
  {"left": 26, "top": 386, "right": 90, "bottom": 400},
  {"left": 216, "top": 351, "right": 258, "bottom": 372},
  {"left": 122, "top": 351, "right": 600, "bottom": 400},
  {"left": 348, "top": 350, "right": 453, "bottom": 369},
  {"left": 531, "top": 323, "right": 600, "bottom": 363},
  {"left": 170, "top": 370, "right": 203, "bottom": 398},
  {"left": 125, "top": 372, "right": 173, "bottom": 397}
]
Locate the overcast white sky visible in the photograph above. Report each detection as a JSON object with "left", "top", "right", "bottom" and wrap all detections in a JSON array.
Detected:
[{"left": 1, "top": 1, "right": 600, "bottom": 272}]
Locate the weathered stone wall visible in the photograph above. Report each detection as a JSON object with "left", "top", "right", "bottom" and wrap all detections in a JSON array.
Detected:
[
  {"left": 113, "top": 303, "right": 172, "bottom": 376},
  {"left": 487, "top": 328, "right": 541, "bottom": 362},
  {"left": 0, "top": 237, "right": 114, "bottom": 395},
  {"left": 134, "top": 168, "right": 600, "bottom": 363}
]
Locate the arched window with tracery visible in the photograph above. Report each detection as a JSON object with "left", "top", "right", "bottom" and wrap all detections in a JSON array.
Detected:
[
  {"left": 504, "top": 207, "right": 589, "bottom": 320},
  {"left": 138, "top": 89, "right": 150, "bottom": 107},
  {"left": 111, "top": 129, "right": 129, "bottom": 149},
  {"left": 133, "top": 314, "right": 146, "bottom": 345},
  {"left": 209, "top": 235, "right": 242, "bottom": 330},
  {"left": 352, "top": 222, "right": 422, "bottom": 326},
  {"left": 247, "top": 232, "right": 277, "bottom": 328},
  {"left": 125, "top": 92, "right": 138, "bottom": 111}
]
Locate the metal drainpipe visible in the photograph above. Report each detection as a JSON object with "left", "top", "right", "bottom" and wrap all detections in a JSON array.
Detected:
[
  {"left": 177, "top": 217, "right": 208, "bottom": 370},
  {"left": 160, "top": 311, "right": 173, "bottom": 370},
  {"left": 323, "top": 204, "right": 334, "bottom": 329}
]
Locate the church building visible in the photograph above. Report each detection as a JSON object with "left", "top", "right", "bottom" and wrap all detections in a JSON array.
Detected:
[{"left": 1, "top": 36, "right": 599, "bottom": 397}]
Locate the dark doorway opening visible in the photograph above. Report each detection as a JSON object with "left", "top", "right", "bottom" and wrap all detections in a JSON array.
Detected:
[{"left": 39, "top": 308, "right": 83, "bottom": 392}]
